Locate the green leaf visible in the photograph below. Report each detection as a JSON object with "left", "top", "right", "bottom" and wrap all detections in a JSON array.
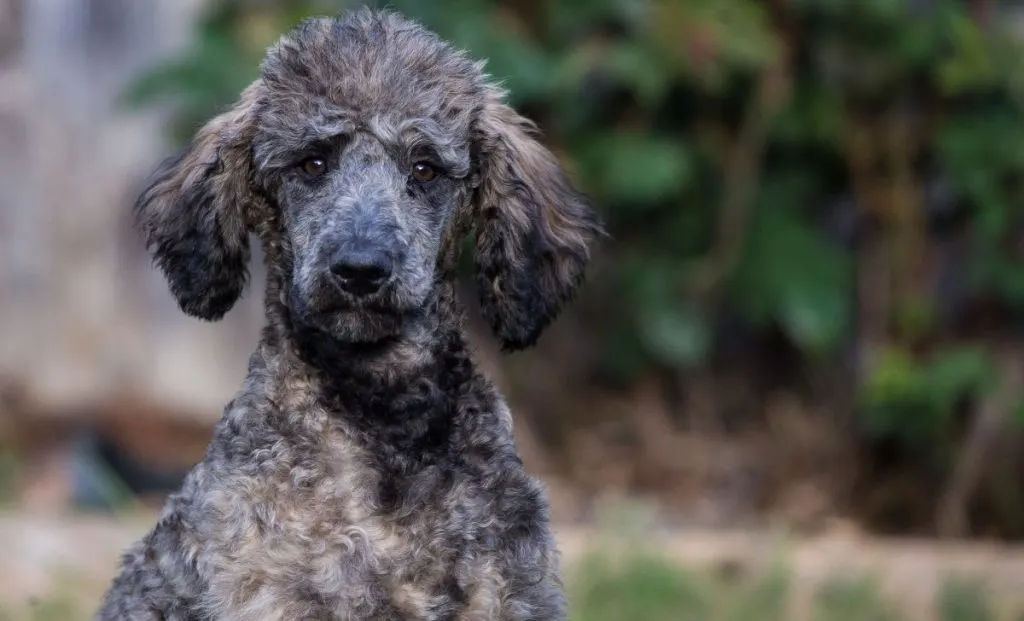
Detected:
[
  {"left": 1010, "top": 402, "right": 1024, "bottom": 431},
  {"left": 859, "top": 346, "right": 997, "bottom": 447},
  {"left": 548, "top": 41, "right": 671, "bottom": 113},
  {"left": 439, "top": 12, "right": 554, "bottom": 103},
  {"left": 576, "top": 133, "right": 693, "bottom": 206},
  {"left": 770, "top": 83, "right": 843, "bottom": 148},
  {"left": 924, "top": 347, "right": 996, "bottom": 414},
  {"left": 637, "top": 303, "right": 712, "bottom": 368},
  {"left": 543, "top": 0, "right": 647, "bottom": 43},
  {"left": 861, "top": 346, "right": 924, "bottom": 415},
  {"left": 604, "top": 43, "right": 673, "bottom": 108},
  {"left": 778, "top": 282, "right": 847, "bottom": 357},
  {"left": 937, "top": 13, "right": 997, "bottom": 95},
  {"left": 995, "top": 264, "right": 1024, "bottom": 308},
  {"left": 731, "top": 209, "right": 852, "bottom": 355}
]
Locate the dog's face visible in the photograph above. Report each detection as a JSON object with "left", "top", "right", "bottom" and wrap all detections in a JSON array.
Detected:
[
  {"left": 251, "top": 17, "right": 483, "bottom": 342},
  {"left": 135, "top": 10, "right": 603, "bottom": 350},
  {"left": 269, "top": 127, "right": 463, "bottom": 342}
]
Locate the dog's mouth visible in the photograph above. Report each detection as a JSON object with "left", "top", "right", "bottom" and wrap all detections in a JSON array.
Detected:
[{"left": 288, "top": 280, "right": 417, "bottom": 343}]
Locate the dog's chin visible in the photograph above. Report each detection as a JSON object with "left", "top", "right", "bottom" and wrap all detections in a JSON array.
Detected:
[
  {"left": 288, "top": 293, "right": 406, "bottom": 346},
  {"left": 307, "top": 308, "right": 406, "bottom": 344},
  {"left": 289, "top": 279, "right": 431, "bottom": 345}
]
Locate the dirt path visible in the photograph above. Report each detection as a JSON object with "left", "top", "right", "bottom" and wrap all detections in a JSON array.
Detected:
[{"left": 4, "top": 512, "right": 1024, "bottom": 618}]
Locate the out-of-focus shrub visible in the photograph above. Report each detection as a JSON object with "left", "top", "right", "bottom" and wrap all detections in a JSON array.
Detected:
[{"left": 126, "top": 0, "right": 1024, "bottom": 535}]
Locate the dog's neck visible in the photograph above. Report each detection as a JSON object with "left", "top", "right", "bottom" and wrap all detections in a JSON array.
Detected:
[{"left": 256, "top": 278, "right": 476, "bottom": 442}]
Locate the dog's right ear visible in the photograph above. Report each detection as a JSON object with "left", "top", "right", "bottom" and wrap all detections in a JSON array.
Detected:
[{"left": 135, "top": 81, "right": 263, "bottom": 321}]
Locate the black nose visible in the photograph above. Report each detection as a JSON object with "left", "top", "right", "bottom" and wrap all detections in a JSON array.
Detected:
[{"left": 329, "top": 246, "right": 393, "bottom": 296}]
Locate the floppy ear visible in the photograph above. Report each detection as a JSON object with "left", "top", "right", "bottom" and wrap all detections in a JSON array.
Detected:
[
  {"left": 135, "top": 81, "right": 262, "bottom": 321},
  {"left": 472, "top": 88, "right": 605, "bottom": 352}
]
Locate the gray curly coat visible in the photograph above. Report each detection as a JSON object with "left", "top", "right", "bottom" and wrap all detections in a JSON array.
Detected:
[{"left": 95, "top": 8, "right": 603, "bottom": 621}]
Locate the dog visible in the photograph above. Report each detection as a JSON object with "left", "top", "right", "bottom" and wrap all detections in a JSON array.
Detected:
[{"left": 96, "top": 8, "right": 603, "bottom": 620}]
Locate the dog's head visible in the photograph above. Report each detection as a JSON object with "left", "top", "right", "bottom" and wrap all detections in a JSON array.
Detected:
[{"left": 136, "top": 9, "right": 603, "bottom": 351}]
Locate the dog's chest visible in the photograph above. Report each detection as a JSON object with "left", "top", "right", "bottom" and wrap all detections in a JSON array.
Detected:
[{"left": 200, "top": 431, "right": 502, "bottom": 620}]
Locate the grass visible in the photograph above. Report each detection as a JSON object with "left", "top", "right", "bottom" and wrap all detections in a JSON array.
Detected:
[
  {"left": 0, "top": 596, "right": 79, "bottom": 621},
  {"left": 0, "top": 557, "right": 1012, "bottom": 621},
  {"left": 561, "top": 501, "right": 1017, "bottom": 621},
  {"left": 567, "top": 548, "right": 1012, "bottom": 621},
  {"left": 0, "top": 502, "right": 1017, "bottom": 621},
  {"left": 0, "top": 567, "right": 99, "bottom": 621}
]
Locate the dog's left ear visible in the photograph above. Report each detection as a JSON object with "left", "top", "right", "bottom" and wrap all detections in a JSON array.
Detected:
[{"left": 472, "top": 88, "right": 605, "bottom": 352}]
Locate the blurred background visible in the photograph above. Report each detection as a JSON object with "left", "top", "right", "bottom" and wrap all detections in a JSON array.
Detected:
[{"left": 5, "top": 0, "right": 1024, "bottom": 618}]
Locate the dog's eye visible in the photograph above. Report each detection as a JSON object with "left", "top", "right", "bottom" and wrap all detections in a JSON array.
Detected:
[
  {"left": 411, "top": 162, "right": 436, "bottom": 183},
  {"left": 300, "top": 157, "right": 327, "bottom": 178}
]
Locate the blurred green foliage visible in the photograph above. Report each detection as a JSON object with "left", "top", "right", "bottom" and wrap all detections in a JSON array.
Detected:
[
  {"left": 127, "top": 0, "right": 1024, "bottom": 510},
  {"left": 861, "top": 345, "right": 995, "bottom": 452}
]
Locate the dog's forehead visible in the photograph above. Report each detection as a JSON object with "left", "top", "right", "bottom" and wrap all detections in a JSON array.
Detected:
[{"left": 260, "top": 11, "right": 484, "bottom": 130}]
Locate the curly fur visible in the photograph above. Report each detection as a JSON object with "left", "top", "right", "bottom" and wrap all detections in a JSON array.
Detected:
[{"left": 96, "top": 9, "right": 603, "bottom": 621}]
